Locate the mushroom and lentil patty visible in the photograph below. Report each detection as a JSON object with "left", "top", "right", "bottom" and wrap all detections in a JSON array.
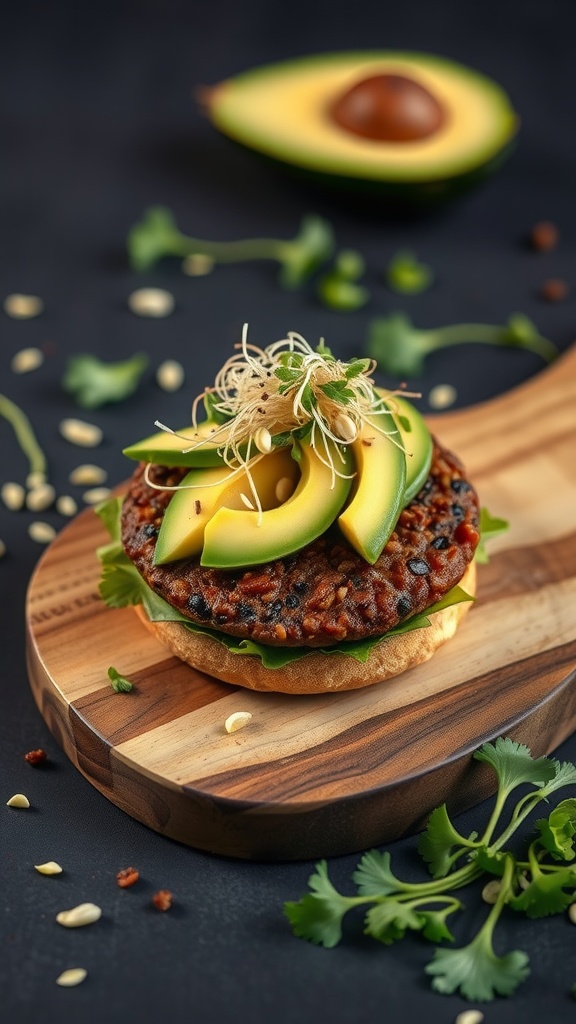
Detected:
[{"left": 121, "top": 439, "right": 479, "bottom": 648}]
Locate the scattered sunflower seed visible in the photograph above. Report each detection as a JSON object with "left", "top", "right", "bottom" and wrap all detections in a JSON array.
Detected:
[
  {"left": 1, "top": 481, "right": 25, "bottom": 511},
  {"left": 275, "top": 477, "right": 295, "bottom": 504},
  {"left": 82, "top": 486, "right": 112, "bottom": 505},
  {"left": 182, "top": 253, "right": 215, "bottom": 276},
  {"left": 35, "top": 861, "right": 63, "bottom": 875},
  {"left": 3, "top": 294, "right": 44, "bottom": 319},
  {"left": 28, "top": 521, "right": 57, "bottom": 544},
  {"left": 59, "top": 419, "right": 103, "bottom": 447},
  {"left": 26, "top": 483, "right": 56, "bottom": 512},
  {"left": 333, "top": 413, "right": 357, "bottom": 442},
  {"left": 224, "top": 711, "right": 253, "bottom": 734},
  {"left": 569, "top": 903, "right": 576, "bottom": 925},
  {"left": 481, "top": 879, "right": 502, "bottom": 905},
  {"left": 156, "top": 359, "right": 185, "bottom": 392},
  {"left": 26, "top": 470, "right": 47, "bottom": 489},
  {"left": 56, "top": 968, "right": 87, "bottom": 987},
  {"left": 455, "top": 1012, "right": 484, "bottom": 1024},
  {"left": 10, "top": 347, "right": 45, "bottom": 373},
  {"left": 56, "top": 495, "right": 78, "bottom": 517},
  {"left": 69, "top": 463, "right": 107, "bottom": 486},
  {"left": 128, "top": 287, "right": 175, "bottom": 318},
  {"left": 56, "top": 902, "right": 102, "bottom": 928},
  {"left": 428, "top": 383, "right": 457, "bottom": 410},
  {"left": 6, "top": 793, "right": 30, "bottom": 808}
]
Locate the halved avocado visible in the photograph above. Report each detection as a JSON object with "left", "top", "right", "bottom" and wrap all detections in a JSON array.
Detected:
[
  {"left": 123, "top": 420, "right": 230, "bottom": 468},
  {"left": 201, "top": 440, "right": 353, "bottom": 568},
  {"left": 205, "top": 52, "right": 518, "bottom": 202},
  {"left": 338, "top": 407, "right": 406, "bottom": 564},
  {"left": 154, "top": 448, "right": 299, "bottom": 565}
]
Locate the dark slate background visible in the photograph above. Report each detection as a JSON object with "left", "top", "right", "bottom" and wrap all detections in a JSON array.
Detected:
[{"left": 1, "top": 1, "right": 575, "bottom": 1021}]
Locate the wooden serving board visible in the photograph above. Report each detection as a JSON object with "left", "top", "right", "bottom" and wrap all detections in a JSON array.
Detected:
[{"left": 26, "top": 348, "right": 576, "bottom": 860}]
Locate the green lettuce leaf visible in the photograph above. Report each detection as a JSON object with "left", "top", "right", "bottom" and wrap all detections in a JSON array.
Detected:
[{"left": 95, "top": 497, "right": 474, "bottom": 670}]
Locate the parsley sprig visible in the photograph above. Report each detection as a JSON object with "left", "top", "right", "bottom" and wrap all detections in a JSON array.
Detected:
[{"left": 285, "top": 738, "right": 576, "bottom": 1002}]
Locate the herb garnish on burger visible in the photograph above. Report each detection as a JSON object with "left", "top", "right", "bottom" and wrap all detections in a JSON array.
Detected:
[{"left": 97, "top": 328, "right": 494, "bottom": 694}]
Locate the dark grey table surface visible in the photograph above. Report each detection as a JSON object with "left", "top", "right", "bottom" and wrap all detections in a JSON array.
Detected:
[{"left": 1, "top": 1, "right": 576, "bottom": 1021}]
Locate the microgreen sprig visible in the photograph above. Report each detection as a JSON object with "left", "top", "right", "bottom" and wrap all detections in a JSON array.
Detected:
[
  {"left": 0, "top": 393, "right": 48, "bottom": 482},
  {"left": 366, "top": 312, "right": 558, "bottom": 377},
  {"left": 316, "top": 249, "right": 370, "bottom": 311},
  {"left": 127, "top": 207, "right": 335, "bottom": 289},
  {"left": 386, "top": 250, "right": 433, "bottom": 295},
  {"left": 63, "top": 354, "right": 149, "bottom": 408},
  {"left": 285, "top": 737, "right": 576, "bottom": 1002}
]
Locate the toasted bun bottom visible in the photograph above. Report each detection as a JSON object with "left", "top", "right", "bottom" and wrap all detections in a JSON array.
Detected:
[{"left": 135, "top": 562, "right": 476, "bottom": 694}]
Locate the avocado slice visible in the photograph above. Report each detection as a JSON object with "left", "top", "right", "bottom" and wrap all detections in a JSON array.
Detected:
[
  {"left": 391, "top": 395, "right": 433, "bottom": 504},
  {"left": 338, "top": 407, "right": 406, "bottom": 564},
  {"left": 123, "top": 420, "right": 231, "bottom": 468},
  {"left": 154, "top": 448, "right": 299, "bottom": 564},
  {"left": 201, "top": 440, "right": 353, "bottom": 569},
  {"left": 205, "top": 52, "right": 518, "bottom": 202}
]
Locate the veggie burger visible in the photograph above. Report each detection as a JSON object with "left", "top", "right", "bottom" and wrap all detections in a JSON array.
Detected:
[{"left": 98, "top": 329, "right": 479, "bottom": 693}]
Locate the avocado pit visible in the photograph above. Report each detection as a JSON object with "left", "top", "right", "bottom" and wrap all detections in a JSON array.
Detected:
[{"left": 330, "top": 73, "right": 446, "bottom": 142}]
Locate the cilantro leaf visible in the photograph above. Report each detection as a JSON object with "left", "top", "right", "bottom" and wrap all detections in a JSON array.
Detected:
[
  {"left": 352, "top": 850, "right": 403, "bottom": 897},
  {"left": 418, "top": 804, "right": 470, "bottom": 879},
  {"left": 386, "top": 250, "right": 433, "bottom": 296},
  {"left": 107, "top": 666, "right": 133, "bottom": 692},
  {"left": 419, "top": 903, "right": 460, "bottom": 943},
  {"left": 364, "top": 900, "right": 423, "bottom": 945},
  {"left": 475, "top": 507, "right": 510, "bottom": 564},
  {"left": 283, "top": 862, "right": 355, "bottom": 948},
  {"left": 425, "top": 932, "right": 530, "bottom": 1001},
  {"left": 63, "top": 353, "right": 148, "bottom": 408},
  {"left": 474, "top": 847, "right": 508, "bottom": 877},
  {"left": 474, "top": 737, "right": 557, "bottom": 796},
  {"left": 537, "top": 760, "right": 576, "bottom": 798},
  {"left": 535, "top": 798, "right": 576, "bottom": 861},
  {"left": 509, "top": 865, "right": 576, "bottom": 918}
]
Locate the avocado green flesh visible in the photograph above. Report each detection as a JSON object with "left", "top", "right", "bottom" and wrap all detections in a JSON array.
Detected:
[
  {"left": 123, "top": 421, "right": 231, "bottom": 468},
  {"left": 201, "top": 441, "right": 353, "bottom": 569},
  {"left": 154, "top": 449, "right": 299, "bottom": 565},
  {"left": 391, "top": 395, "right": 433, "bottom": 504},
  {"left": 338, "top": 408, "right": 406, "bottom": 564},
  {"left": 209, "top": 51, "right": 518, "bottom": 186}
]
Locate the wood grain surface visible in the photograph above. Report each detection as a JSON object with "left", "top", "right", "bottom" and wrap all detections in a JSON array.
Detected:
[{"left": 25, "top": 347, "right": 576, "bottom": 860}]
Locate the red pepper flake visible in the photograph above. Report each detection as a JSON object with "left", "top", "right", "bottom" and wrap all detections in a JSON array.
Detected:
[
  {"left": 361, "top": 439, "right": 373, "bottom": 447},
  {"left": 152, "top": 889, "right": 173, "bottom": 911},
  {"left": 24, "top": 748, "right": 47, "bottom": 766},
  {"left": 195, "top": 500, "right": 202, "bottom": 515},
  {"left": 530, "top": 220, "right": 559, "bottom": 252},
  {"left": 116, "top": 866, "right": 140, "bottom": 888},
  {"left": 540, "top": 278, "right": 569, "bottom": 302}
]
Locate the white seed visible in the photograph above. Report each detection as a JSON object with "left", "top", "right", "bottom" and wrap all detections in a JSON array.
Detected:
[
  {"left": 128, "top": 287, "right": 174, "bottom": 318},
  {"left": 6, "top": 793, "right": 30, "bottom": 808},
  {"left": 275, "top": 476, "right": 295, "bottom": 504},
  {"left": 0, "top": 539, "right": 5, "bottom": 559},
  {"left": 26, "top": 483, "right": 56, "bottom": 512},
  {"left": 10, "top": 346, "right": 45, "bottom": 373},
  {"left": 56, "top": 902, "right": 102, "bottom": 928},
  {"left": 481, "top": 879, "right": 501, "bottom": 904},
  {"left": 82, "top": 486, "right": 112, "bottom": 505},
  {"left": 1, "top": 481, "right": 25, "bottom": 511},
  {"left": 429, "top": 383, "right": 457, "bottom": 410},
  {"left": 26, "top": 470, "right": 46, "bottom": 489},
  {"left": 4, "top": 293, "right": 44, "bottom": 319},
  {"left": 56, "top": 968, "right": 87, "bottom": 987},
  {"left": 59, "top": 419, "right": 103, "bottom": 447},
  {"left": 455, "top": 1011, "right": 484, "bottom": 1024},
  {"left": 239, "top": 493, "right": 255, "bottom": 511},
  {"left": 224, "top": 711, "right": 253, "bottom": 734},
  {"left": 28, "top": 521, "right": 57, "bottom": 544},
  {"left": 56, "top": 495, "right": 78, "bottom": 517},
  {"left": 156, "top": 359, "right": 185, "bottom": 392},
  {"left": 569, "top": 902, "right": 576, "bottom": 925},
  {"left": 253, "top": 426, "right": 272, "bottom": 454},
  {"left": 333, "top": 413, "right": 357, "bottom": 443},
  {"left": 35, "top": 861, "right": 63, "bottom": 875},
  {"left": 69, "top": 464, "right": 107, "bottom": 486},
  {"left": 182, "top": 253, "right": 215, "bottom": 276}
]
